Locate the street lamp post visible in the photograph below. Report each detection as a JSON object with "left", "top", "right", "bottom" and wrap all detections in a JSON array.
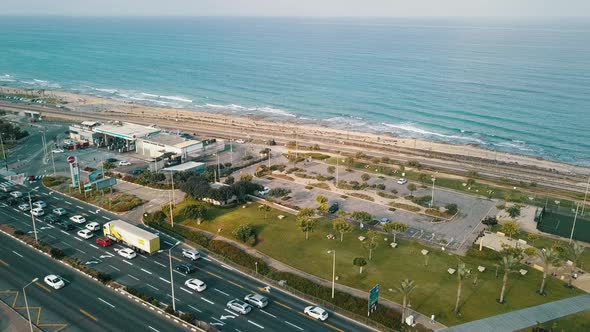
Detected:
[
  {"left": 168, "top": 242, "right": 181, "bottom": 312},
  {"left": 581, "top": 175, "right": 589, "bottom": 216},
  {"left": 328, "top": 250, "right": 336, "bottom": 299},
  {"left": 255, "top": 261, "right": 258, "bottom": 275},
  {"left": 27, "top": 192, "right": 38, "bottom": 243},
  {"left": 570, "top": 203, "right": 580, "bottom": 243},
  {"left": 23, "top": 277, "right": 39, "bottom": 332},
  {"left": 431, "top": 177, "right": 436, "bottom": 207}
]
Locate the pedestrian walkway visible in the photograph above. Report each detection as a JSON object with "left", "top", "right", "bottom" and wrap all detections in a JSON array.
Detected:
[{"left": 439, "top": 294, "right": 590, "bottom": 332}]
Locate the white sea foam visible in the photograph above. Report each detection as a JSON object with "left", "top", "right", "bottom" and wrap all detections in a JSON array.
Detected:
[
  {"left": 159, "top": 95, "right": 193, "bottom": 103},
  {"left": 493, "top": 140, "right": 533, "bottom": 152},
  {"left": 140, "top": 92, "right": 159, "bottom": 98},
  {"left": 381, "top": 122, "right": 486, "bottom": 144},
  {"left": 0, "top": 74, "right": 15, "bottom": 82},
  {"left": 204, "top": 103, "right": 296, "bottom": 117},
  {"left": 94, "top": 88, "right": 118, "bottom": 94}
]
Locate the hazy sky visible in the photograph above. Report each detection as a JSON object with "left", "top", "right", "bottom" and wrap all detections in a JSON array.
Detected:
[{"left": 2, "top": 0, "right": 589, "bottom": 17}]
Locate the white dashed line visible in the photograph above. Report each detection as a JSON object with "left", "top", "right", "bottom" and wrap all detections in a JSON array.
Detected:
[
  {"left": 101, "top": 216, "right": 111, "bottom": 220},
  {"left": 180, "top": 287, "right": 193, "bottom": 295},
  {"left": 159, "top": 277, "right": 171, "bottom": 284},
  {"left": 98, "top": 297, "right": 116, "bottom": 308},
  {"left": 202, "top": 257, "right": 212, "bottom": 262},
  {"left": 60, "top": 230, "right": 69, "bottom": 235},
  {"left": 221, "top": 264, "right": 234, "bottom": 271},
  {"left": 89, "top": 244, "right": 99, "bottom": 249},
  {"left": 147, "top": 284, "right": 159, "bottom": 291},
  {"left": 188, "top": 305, "right": 202, "bottom": 313},
  {"left": 164, "top": 241, "right": 174, "bottom": 246},
  {"left": 147, "top": 326, "right": 160, "bottom": 332},
  {"left": 248, "top": 320, "right": 264, "bottom": 329},
  {"left": 12, "top": 251, "right": 23, "bottom": 258},
  {"left": 260, "top": 309, "right": 277, "bottom": 318},
  {"left": 127, "top": 274, "right": 139, "bottom": 281},
  {"left": 166, "top": 294, "right": 181, "bottom": 302},
  {"left": 75, "top": 248, "right": 86, "bottom": 254},
  {"left": 154, "top": 261, "right": 166, "bottom": 267},
  {"left": 108, "top": 265, "right": 120, "bottom": 271},
  {"left": 122, "top": 260, "right": 133, "bottom": 266},
  {"left": 214, "top": 288, "right": 230, "bottom": 297},
  {"left": 64, "top": 201, "right": 72, "bottom": 205},
  {"left": 41, "top": 192, "right": 49, "bottom": 196},
  {"left": 284, "top": 321, "right": 304, "bottom": 331},
  {"left": 200, "top": 297, "right": 214, "bottom": 305},
  {"left": 73, "top": 237, "right": 83, "bottom": 242},
  {"left": 76, "top": 205, "right": 84, "bottom": 210},
  {"left": 140, "top": 268, "right": 152, "bottom": 275},
  {"left": 88, "top": 210, "right": 96, "bottom": 214}
]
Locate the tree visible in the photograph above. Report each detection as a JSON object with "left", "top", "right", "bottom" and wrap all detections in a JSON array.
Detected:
[
  {"left": 361, "top": 173, "right": 370, "bottom": 182},
  {"left": 527, "top": 233, "right": 539, "bottom": 245},
  {"left": 524, "top": 247, "right": 537, "bottom": 257},
  {"left": 566, "top": 242, "right": 585, "bottom": 288},
  {"left": 232, "top": 224, "right": 254, "bottom": 243},
  {"left": 363, "top": 230, "right": 379, "bottom": 260},
  {"left": 316, "top": 195, "right": 328, "bottom": 213},
  {"left": 445, "top": 203, "right": 458, "bottom": 215},
  {"left": 418, "top": 173, "right": 428, "bottom": 185},
  {"left": 351, "top": 211, "right": 373, "bottom": 225},
  {"left": 397, "top": 279, "right": 417, "bottom": 322},
  {"left": 353, "top": 257, "right": 367, "bottom": 274},
  {"left": 537, "top": 248, "right": 560, "bottom": 295},
  {"left": 407, "top": 183, "right": 417, "bottom": 196},
  {"left": 498, "top": 255, "right": 519, "bottom": 304},
  {"left": 383, "top": 222, "right": 408, "bottom": 244},
  {"left": 501, "top": 221, "right": 519, "bottom": 238},
  {"left": 327, "top": 166, "right": 336, "bottom": 175},
  {"left": 454, "top": 261, "right": 470, "bottom": 314},
  {"left": 258, "top": 205, "right": 271, "bottom": 221},
  {"left": 345, "top": 156, "right": 355, "bottom": 167},
  {"left": 181, "top": 203, "right": 208, "bottom": 224},
  {"left": 296, "top": 208, "right": 317, "bottom": 240},
  {"left": 332, "top": 218, "right": 352, "bottom": 242},
  {"left": 506, "top": 205, "right": 521, "bottom": 219},
  {"left": 224, "top": 176, "right": 235, "bottom": 185},
  {"left": 102, "top": 161, "right": 115, "bottom": 170}
]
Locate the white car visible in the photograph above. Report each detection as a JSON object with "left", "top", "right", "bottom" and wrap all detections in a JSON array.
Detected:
[
  {"left": 235, "top": 139, "right": 245, "bottom": 144},
  {"left": 181, "top": 248, "right": 201, "bottom": 261},
  {"left": 258, "top": 187, "right": 271, "bottom": 196},
  {"left": 33, "top": 201, "right": 47, "bottom": 208},
  {"left": 397, "top": 178, "right": 408, "bottom": 185},
  {"left": 53, "top": 208, "right": 67, "bottom": 216},
  {"left": 77, "top": 229, "right": 94, "bottom": 239},
  {"left": 118, "top": 161, "right": 131, "bottom": 166},
  {"left": 85, "top": 222, "right": 101, "bottom": 231},
  {"left": 70, "top": 215, "right": 86, "bottom": 224},
  {"left": 31, "top": 208, "right": 44, "bottom": 217},
  {"left": 52, "top": 149, "right": 64, "bottom": 153},
  {"left": 44, "top": 274, "right": 65, "bottom": 290},
  {"left": 304, "top": 306, "right": 329, "bottom": 321},
  {"left": 117, "top": 248, "right": 137, "bottom": 259},
  {"left": 9, "top": 191, "right": 23, "bottom": 198},
  {"left": 18, "top": 204, "right": 30, "bottom": 211},
  {"left": 184, "top": 278, "right": 207, "bottom": 292}
]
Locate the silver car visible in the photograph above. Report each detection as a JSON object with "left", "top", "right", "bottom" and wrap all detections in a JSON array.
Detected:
[
  {"left": 244, "top": 293, "right": 269, "bottom": 308},
  {"left": 227, "top": 299, "right": 252, "bottom": 315}
]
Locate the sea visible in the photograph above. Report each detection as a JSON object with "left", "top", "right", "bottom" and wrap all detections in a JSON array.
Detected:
[{"left": 1, "top": 17, "right": 589, "bottom": 166}]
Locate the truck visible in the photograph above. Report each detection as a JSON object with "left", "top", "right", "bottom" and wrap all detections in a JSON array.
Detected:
[{"left": 102, "top": 219, "right": 160, "bottom": 254}]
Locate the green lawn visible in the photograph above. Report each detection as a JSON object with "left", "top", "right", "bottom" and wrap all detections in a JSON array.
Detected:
[
  {"left": 174, "top": 200, "right": 583, "bottom": 326},
  {"left": 516, "top": 309, "right": 590, "bottom": 332},
  {"left": 520, "top": 230, "right": 590, "bottom": 271}
]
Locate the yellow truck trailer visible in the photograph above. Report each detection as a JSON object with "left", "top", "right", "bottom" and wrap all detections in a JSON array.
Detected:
[{"left": 103, "top": 219, "right": 160, "bottom": 254}]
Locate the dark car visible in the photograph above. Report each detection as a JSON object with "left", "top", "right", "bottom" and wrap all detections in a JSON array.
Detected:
[
  {"left": 328, "top": 202, "right": 339, "bottom": 214},
  {"left": 43, "top": 215, "right": 59, "bottom": 224},
  {"left": 57, "top": 221, "right": 75, "bottom": 231},
  {"left": 106, "top": 158, "right": 118, "bottom": 163},
  {"left": 175, "top": 263, "right": 195, "bottom": 275},
  {"left": 130, "top": 169, "right": 145, "bottom": 176}
]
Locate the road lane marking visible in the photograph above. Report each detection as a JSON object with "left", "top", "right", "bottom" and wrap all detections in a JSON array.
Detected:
[
  {"left": 202, "top": 257, "right": 212, "bottom": 262},
  {"left": 59, "top": 230, "right": 69, "bottom": 235},
  {"left": 101, "top": 216, "right": 111, "bottom": 220},
  {"left": 139, "top": 254, "right": 148, "bottom": 259},
  {"left": 41, "top": 192, "right": 49, "bottom": 196},
  {"left": 214, "top": 288, "right": 230, "bottom": 297},
  {"left": 89, "top": 244, "right": 99, "bottom": 249},
  {"left": 188, "top": 304, "right": 202, "bottom": 313},
  {"left": 11, "top": 251, "right": 23, "bottom": 258},
  {"left": 221, "top": 264, "right": 234, "bottom": 271},
  {"left": 154, "top": 261, "right": 166, "bottom": 268},
  {"left": 275, "top": 301, "right": 292, "bottom": 310},
  {"left": 227, "top": 280, "right": 244, "bottom": 289},
  {"left": 75, "top": 248, "right": 86, "bottom": 254},
  {"left": 76, "top": 205, "right": 84, "bottom": 210},
  {"left": 223, "top": 309, "right": 238, "bottom": 317},
  {"left": 248, "top": 320, "right": 264, "bottom": 329},
  {"left": 64, "top": 201, "right": 72, "bottom": 205},
  {"left": 210, "top": 317, "right": 224, "bottom": 324},
  {"left": 0, "top": 259, "right": 9, "bottom": 267},
  {"left": 140, "top": 268, "right": 152, "bottom": 275},
  {"left": 98, "top": 297, "right": 115, "bottom": 308},
  {"left": 200, "top": 297, "right": 214, "bottom": 305},
  {"left": 108, "top": 265, "right": 120, "bottom": 271},
  {"left": 122, "top": 260, "right": 133, "bottom": 266},
  {"left": 148, "top": 326, "right": 160, "bottom": 332},
  {"left": 12, "top": 208, "right": 19, "bottom": 212},
  {"left": 127, "top": 274, "right": 139, "bottom": 281},
  {"left": 166, "top": 294, "right": 181, "bottom": 302},
  {"left": 260, "top": 309, "right": 276, "bottom": 318},
  {"left": 159, "top": 277, "right": 171, "bottom": 284},
  {"left": 164, "top": 241, "right": 174, "bottom": 246},
  {"left": 73, "top": 237, "right": 83, "bottom": 242},
  {"left": 323, "top": 322, "right": 345, "bottom": 332},
  {"left": 88, "top": 210, "right": 96, "bottom": 214},
  {"left": 284, "top": 321, "right": 304, "bottom": 331},
  {"left": 173, "top": 270, "right": 184, "bottom": 276},
  {"left": 180, "top": 287, "right": 193, "bottom": 294},
  {"left": 35, "top": 282, "right": 51, "bottom": 293},
  {"left": 147, "top": 284, "right": 159, "bottom": 291},
  {"left": 207, "top": 271, "right": 223, "bottom": 279},
  {"left": 46, "top": 234, "right": 57, "bottom": 239}
]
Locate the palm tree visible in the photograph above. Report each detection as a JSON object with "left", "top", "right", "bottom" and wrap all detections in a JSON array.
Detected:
[
  {"left": 498, "top": 255, "right": 519, "bottom": 304},
  {"left": 538, "top": 248, "right": 560, "bottom": 295},
  {"left": 454, "top": 261, "right": 470, "bottom": 314},
  {"left": 567, "top": 242, "right": 585, "bottom": 288},
  {"left": 296, "top": 208, "right": 317, "bottom": 240},
  {"left": 397, "top": 279, "right": 417, "bottom": 322},
  {"left": 363, "top": 230, "right": 379, "bottom": 260}
]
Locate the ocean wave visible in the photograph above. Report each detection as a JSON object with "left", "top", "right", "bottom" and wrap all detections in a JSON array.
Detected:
[
  {"left": 21, "top": 78, "right": 61, "bottom": 88},
  {"left": 493, "top": 140, "right": 534, "bottom": 152},
  {"left": 204, "top": 103, "right": 296, "bottom": 117},
  {"left": 0, "top": 74, "right": 15, "bottom": 82},
  {"left": 381, "top": 122, "right": 487, "bottom": 145},
  {"left": 159, "top": 95, "right": 193, "bottom": 103}
]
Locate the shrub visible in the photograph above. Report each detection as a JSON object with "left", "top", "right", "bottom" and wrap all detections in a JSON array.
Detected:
[
  {"left": 267, "top": 187, "right": 291, "bottom": 197},
  {"left": 482, "top": 216, "right": 498, "bottom": 226},
  {"left": 14, "top": 229, "right": 25, "bottom": 236},
  {"left": 232, "top": 224, "right": 255, "bottom": 243},
  {"left": 144, "top": 211, "right": 167, "bottom": 223},
  {"left": 389, "top": 202, "right": 421, "bottom": 212},
  {"left": 180, "top": 312, "right": 194, "bottom": 323},
  {"left": 411, "top": 195, "right": 432, "bottom": 207},
  {"left": 126, "top": 287, "right": 160, "bottom": 306},
  {"left": 165, "top": 304, "right": 176, "bottom": 315},
  {"left": 50, "top": 248, "right": 65, "bottom": 260},
  {"left": 445, "top": 203, "right": 458, "bottom": 215},
  {"left": 376, "top": 183, "right": 386, "bottom": 190},
  {"left": 348, "top": 193, "right": 374, "bottom": 201}
]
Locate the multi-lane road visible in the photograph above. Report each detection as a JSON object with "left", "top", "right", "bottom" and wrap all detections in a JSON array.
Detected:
[{"left": 0, "top": 181, "right": 375, "bottom": 332}]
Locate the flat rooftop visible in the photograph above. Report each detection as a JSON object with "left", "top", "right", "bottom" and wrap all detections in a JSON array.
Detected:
[
  {"left": 94, "top": 122, "right": 160, "bottom": 140},
  {"left": 161, "top": 161, "right": 205, "bottom": 172},
  {"left": 142, "top": 132, "right": 201, "bottom": 148}
]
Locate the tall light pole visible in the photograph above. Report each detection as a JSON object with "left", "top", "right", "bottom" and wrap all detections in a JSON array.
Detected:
[
  {"left": 23, "top": 277, "right": 39, "bottom": 332},
  {"left": 0, "top": 133, "right": 7, "bottom": 171},
  {"left": 327, "top": 250, "right": 336, "bottom": 299},
  {"left": 168, "top": 241, "right": 180, "bottom": 312},
  {"left": 431, "top": 177, "right": 436, "bottom": 208},
  {"left": 28, "top": 192, "right": 38, "bottom": 243},
  {"left": 170, "top": 172, "right": 175, "bottom": 208},
  {"left": 216, "top": 153, "right": 220, "bottom": 182},
  {"left": 336, "top": 156, "right": 339, "bottom": 185},
  {"left": 570, "top": 203, "right": 580, "bottom": 243},
  {"left": 581, "top": 175, "right": 589, "bottom": 216}
]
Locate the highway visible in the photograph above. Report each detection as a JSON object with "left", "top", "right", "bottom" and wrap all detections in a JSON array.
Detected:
[{"left": 0, "top": 182, "right": 376, "bottom": 332}]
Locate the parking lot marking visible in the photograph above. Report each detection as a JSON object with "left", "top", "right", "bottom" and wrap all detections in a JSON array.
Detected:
[
  {"left": 122, "top": 260, "right": 134, "bottom": 266},
  {"left": 101, "top": 216, "right": 111, "bottom": 220},
  {"left": 248, "top": 320, "right": 264, "bottom": 329},
  {"left": 200, "top": 297, "right": 214, "bottom": 305},
  {"left": 89, "top": 244, "right": 99, "bottom": 249},
  {"left": 35, "top": 282, "right": 51, "bottom": 293},
  {"left": 127, "top": 274, "right": 139, "bottom": 280},
  {"left": 260, "top": 310, "right": 276, "bottom": 318},
  {"left": 147, "top": 326, "right": 160, "bottom": 332},
  {"left": 227, "top": 280, "right": 244, "bottom": 289},
  {"left": 214, "top": 288, "right": 230, "bottom": 297},
  {"left": 98, "top": 297, "right": 116, "bottom": 308},
  {"left": 188, "top": 304, "right": 202, "bottom": 313},
  {"left": 323, "top": 322, "right": 344, "bottom": 332},
  {"left": 88, "top": 210, "right": 96, "bottom": 214},
  {"left": 284, "top": 321, "right": 304, "bottom": 331},
  {"left": 159, "top": 277, "right": 171, "bottom": 284},
  {"left": 154, "top": 261, "right": 166, "bottom": 267},
  {"left": 12, "top": 208, "right": 19, "bottom": 213},
  {"left": 0, "top": 259, "right": 9, "bottom": 267},
  {"left": 141, "top": 268, "right": 152, "bottom": 275},
  {"left": 147, "top": 284, "right": 159, "bottom": 291},
  {"left": 108, "top": 265, "right": 121, "bottom": 271},
  {"left": 80, "top": 309, "right": 98, "bottom": 321},
  {"left": 11, "top": 251, "right": 23, "bottom": 258},
  {"left": 275, "top": 301, "right": 292, "bottom": 310},
  {"left": 207, "top": 271, "right": 223, "bottom": 280},
  {"left": 180, "top": 287, "right": 193, "bottom": 295}
]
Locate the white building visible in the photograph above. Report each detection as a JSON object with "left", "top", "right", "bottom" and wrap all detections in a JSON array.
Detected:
[{"left": 136, "top": 132, "right": 203, "bottom": 160}]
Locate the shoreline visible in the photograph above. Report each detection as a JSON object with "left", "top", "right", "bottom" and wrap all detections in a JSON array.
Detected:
[{"left": 1, "top": 85, "right": 589, "bottom": 179}]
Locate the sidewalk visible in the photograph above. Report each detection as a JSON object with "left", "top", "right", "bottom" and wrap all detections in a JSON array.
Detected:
[
  {"left": 439, "top": 294, "right": 590, "bottom": 332},
  {"left": 0, "top": 300, "right": 41, "bottom": 332}
]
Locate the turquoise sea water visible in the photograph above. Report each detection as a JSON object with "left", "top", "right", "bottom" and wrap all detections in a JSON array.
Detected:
[{"left": 0, "top": 17, "right": 589, "bottom": 165}]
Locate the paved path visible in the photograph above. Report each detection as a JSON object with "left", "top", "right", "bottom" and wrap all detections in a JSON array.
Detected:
[{"left": 439, "top": 294, "right": 590, "bottom": 332}]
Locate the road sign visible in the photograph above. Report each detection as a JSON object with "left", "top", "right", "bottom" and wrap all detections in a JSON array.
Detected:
[{"left": 368, "top": 284, "right": 380, "bottom": 316}]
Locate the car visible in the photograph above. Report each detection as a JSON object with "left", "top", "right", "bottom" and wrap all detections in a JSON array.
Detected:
[
  {"left": 130, "top": 169, "right": 145, "bottom": 175},
  {"left": 397, "top": 178, "right": 408, "bottom": 185},
  {"left": 235, "top": 139, "right": 245, "bottom": 144},
  {"left": 53, "top": 208, "right": 67, "bottom": 215},
  {"left": 118, "top": 161, "right": 131, "bottom": 166},
  {"left": 328, "top": 202, "right": 339, "bottom": 214},
  {"left": 44, "top": 275, "right": 66, "bottom": 289},
  {"left": 117, "top": 248, "right": 137, "bottom": 259},
  {"left": 31, "top": 208, "right": 44, "bottom": 217},
  {"left": 27, "top": 175, "right": 36, "bottom": 182},
  {"left": 244, "top": 293, "right": 269, "bottom": 308},
  {"left": 175, "top": 263, "right": 195, "bottom": 275},
  {"left": 379, "top": 217, "right": 390, "bottom": 225},
  {"left": 106, "top": 158, "right": 118, "bottom": 163},
  {"left": 182, "top": 248, "right": 201, "bottom": 261},
  {"left": 70, "top": 215, "right": 86, "bottom": 224},
  {"left": 10, "top": 191, "right": 23, "bottom": 198},
  {"left": 184, "top": 278, "right": 206, "bottom": 292},
  {"left": 96, "top": 237, "right": 113, "bottom": 247},
  {"left": 85, "top": 221, "right": 101, "bottom": 231},
  {"left": 57, "top": 221, "right": 75, "bottom": 231},
  {"left": 32, "top": 201, "right": 47, "bottom": 209},
  {"left": 43, "top": 215, "right": 59, "bottom": 224},
  {"left": 77, "top": 229, "right": 94, "bottom": 239},
  {"left": 52, "top": 149, "right": 64, "bottom": 153},
  {"left": 304, "top": 306, "right": 329, "bottom": 321},
  {"left": 18, "top": 203, "right": 30, "bottom": 211},
  {"left": 258, "top": 187, "right": 271, "bottom": 196},
  {"left": 227, "top": 299, "right": 252, "bottom": 315}
]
